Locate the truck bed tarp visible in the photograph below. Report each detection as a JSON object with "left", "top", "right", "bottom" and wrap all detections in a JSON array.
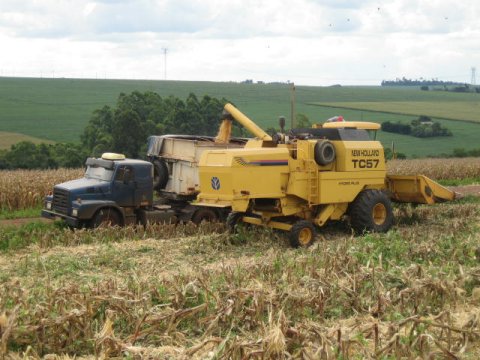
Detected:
[{"left": 147, "top": 135, "right": 247, "bottom": 157}]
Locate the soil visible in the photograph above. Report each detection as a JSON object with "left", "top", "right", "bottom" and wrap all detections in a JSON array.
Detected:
[
  {"left": 449, "top": 185, "right": 480, "bottom": 197},
  {"left": 0, "top": 217, "right": 50, "bottom": 227}
]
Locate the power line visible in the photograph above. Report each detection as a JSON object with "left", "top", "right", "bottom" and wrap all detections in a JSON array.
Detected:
[{"left": 471, "top": 67, "right": 476, "bottom": 85}]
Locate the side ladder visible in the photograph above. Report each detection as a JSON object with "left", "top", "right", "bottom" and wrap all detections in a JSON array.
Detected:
[{"left": 306, "top": 159, "right": 319, "bottom": 206}]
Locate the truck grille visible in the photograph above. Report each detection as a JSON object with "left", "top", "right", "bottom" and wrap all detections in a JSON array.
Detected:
[{"left": 52, "top": 188, "right": 69, "bottom": 215}]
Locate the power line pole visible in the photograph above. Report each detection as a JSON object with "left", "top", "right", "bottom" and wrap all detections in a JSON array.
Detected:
[
  {"left": 162, "top": 48, "right": 168, "bottom": 80},
  {"left": 471, "top": 67, "right": 476, "bottom": 85},
  {"left": 290, "top": 82, "right": 296, "bottom": 129}
]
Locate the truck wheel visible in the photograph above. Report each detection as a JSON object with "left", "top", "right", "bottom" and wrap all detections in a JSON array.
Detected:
[
  {"left": 152, "top": 159, "right": 169, "bottom": 191},
  {"left": 91, "top": 208, "right": 121, "bottom": 228},
  {"left": 192, "top": 208, "right": 218, "bottom": 225},
  {"left": 289, "top": 220, "right": 316, "bottom": 248},
  {"left": 226, "top": 212, "right": 245, "bottom": 233},
  {"left": 314, "top": 140, "right": 336, "bottom": 166},
  {"left": 349, "top": 189, "right": 394, "bottom": 234}
]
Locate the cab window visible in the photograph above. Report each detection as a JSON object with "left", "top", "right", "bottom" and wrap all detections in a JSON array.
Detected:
[{"left": 115, "top": 166, "right": 134, "bottom": 183}]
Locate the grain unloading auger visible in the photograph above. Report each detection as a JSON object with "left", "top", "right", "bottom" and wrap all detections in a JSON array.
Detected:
[{"left": 196, "top": 104, "right": 456, "bottom": 247}]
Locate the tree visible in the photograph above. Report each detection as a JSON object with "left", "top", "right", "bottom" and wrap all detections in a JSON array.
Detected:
[
  {"left": 81, "top": 92, "right": 230, "bottom": 158},
  {"left": 296, "top": 113, "right": 311, "bottom": 128}
]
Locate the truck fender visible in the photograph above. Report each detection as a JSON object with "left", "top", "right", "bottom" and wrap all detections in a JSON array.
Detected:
[{"left": 74, "top": 200, "right": 125, "bottom": 224}]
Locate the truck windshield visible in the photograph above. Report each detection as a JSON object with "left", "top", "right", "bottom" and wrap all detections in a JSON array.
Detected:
[{"left": 84, "top": 165, "right": 114, "bottom": 181}]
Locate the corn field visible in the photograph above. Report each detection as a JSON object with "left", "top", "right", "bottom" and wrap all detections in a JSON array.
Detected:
[
  {"left": 0, "top": 169, "right": 83, "bottom": 211},
  {"left": 388, "top": 157, "right": 480, "bottom": 180}
]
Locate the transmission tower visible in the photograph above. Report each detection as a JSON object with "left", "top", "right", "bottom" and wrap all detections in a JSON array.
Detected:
[
  {"left": 162, "top": 48, "right": 168, "bottom": 80},
  {"left": 471, "top": 67, "right": 476, "bottom": 85}
]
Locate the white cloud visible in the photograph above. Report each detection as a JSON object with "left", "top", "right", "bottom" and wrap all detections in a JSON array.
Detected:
[{"left": 0, "top": 0, "right": 478, "bottom": 85}]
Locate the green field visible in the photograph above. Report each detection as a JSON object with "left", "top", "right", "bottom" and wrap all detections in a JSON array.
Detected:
[
  {"left": 0, "top": 77, "right": 479, "bottom": 157},
  {"left": 0, "top": 131, "right": 54, "bottom": 150}
]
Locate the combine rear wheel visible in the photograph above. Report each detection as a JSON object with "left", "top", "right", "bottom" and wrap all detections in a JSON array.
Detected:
[
  {"left": 289, "top": 220, "right": 316, "bottom": 248},
  {"left": 349, "top": 189, "right": 394, "bottom": 234}
]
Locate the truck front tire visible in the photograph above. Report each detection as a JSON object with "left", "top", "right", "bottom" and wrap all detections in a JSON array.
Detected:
[{"left": 91, "top": 208, "right": 121, "bottom": 228}]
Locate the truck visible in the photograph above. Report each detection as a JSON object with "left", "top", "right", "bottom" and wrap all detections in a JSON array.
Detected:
[
  {"left": 42, "top": 153, "right": 176, "bottom": 227},
  {"left": 41, "top": 133, "right": 247, "bottom": 228}
]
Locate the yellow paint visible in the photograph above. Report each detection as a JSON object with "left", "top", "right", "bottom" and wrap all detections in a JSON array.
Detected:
[{"left": 321, "top": 121, "right": 381, "bottom": 130}]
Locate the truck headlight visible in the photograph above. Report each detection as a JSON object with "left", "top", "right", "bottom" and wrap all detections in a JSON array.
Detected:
[
  {"left": 46, "top": 201, "right": 52, "bottom": 210},
  {"left": 72, "top": 209, "right": 78, "bottom": 217}
]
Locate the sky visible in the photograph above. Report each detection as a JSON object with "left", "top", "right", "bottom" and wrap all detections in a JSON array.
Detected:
[{"left": 0, "top": 0, "right": 478, "bottom": 86}]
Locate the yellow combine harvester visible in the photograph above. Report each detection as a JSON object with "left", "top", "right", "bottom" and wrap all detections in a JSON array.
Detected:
[{"left": 196, "top": 104, "right": 456, "bottom": 247}]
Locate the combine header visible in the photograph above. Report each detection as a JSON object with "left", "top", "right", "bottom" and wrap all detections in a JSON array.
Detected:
[{"left": 196, "top": 104, "right": 456, "bottom": 246}]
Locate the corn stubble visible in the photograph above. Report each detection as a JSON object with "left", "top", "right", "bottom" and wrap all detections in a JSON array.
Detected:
[{"left": 0, "top": 200, "right": 479, "bottom": 358}]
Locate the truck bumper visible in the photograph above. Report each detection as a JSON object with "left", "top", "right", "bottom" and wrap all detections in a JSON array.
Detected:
[{"left": 41, "top": 209, "right": 80, "bottom": 227}]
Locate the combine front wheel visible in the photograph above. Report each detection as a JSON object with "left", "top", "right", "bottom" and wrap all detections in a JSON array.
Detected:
[
  {"left": 349, "top": 190, "right": 394, "bottom": 234},
  {"left": 289, "top": 220, "right": 316, "bottom": 248}
]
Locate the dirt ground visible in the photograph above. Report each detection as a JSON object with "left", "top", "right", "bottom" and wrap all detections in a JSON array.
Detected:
[{"left": 449, "top": 184, "right": 480, "bottom": 197}]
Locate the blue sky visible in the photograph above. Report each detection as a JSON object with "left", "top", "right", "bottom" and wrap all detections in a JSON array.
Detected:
[{"left": 0, "top": 0, "right": 478, "bottom": 85}]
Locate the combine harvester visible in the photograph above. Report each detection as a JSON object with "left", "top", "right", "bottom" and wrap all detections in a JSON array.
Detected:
[{"left": 196, "top": 104, "right": 456, "bottom": 246}]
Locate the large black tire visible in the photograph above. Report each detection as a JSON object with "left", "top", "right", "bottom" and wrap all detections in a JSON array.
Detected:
[
  {"left": 349, "top": 189, "right": 394, "bottom": 234},
  {"left": 91, "top": 208, "right": 121, "bottom": 228},
  {"left": 314, "top": 140, "right": 336, "bottom": 166},
  {"left": 192, "top": 208, "right": 218, "bottom": 225},
  {"left": 152, "top": 159, "right": 169, "bottom": 191},
  {"left": 289, "top": 220, "right": 316, "bottom": 248},
  {"left": 226, "top": 212, "right": 245, "bottom": 233}
]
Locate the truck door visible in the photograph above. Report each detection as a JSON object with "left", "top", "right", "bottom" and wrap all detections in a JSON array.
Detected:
[{"left": 113, "top": 165, "right": 136, "bottom": 207}]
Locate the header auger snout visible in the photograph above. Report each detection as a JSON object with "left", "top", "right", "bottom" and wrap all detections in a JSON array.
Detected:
[{"left": 215, "top": 103, "right": 273, "bottom": 144}]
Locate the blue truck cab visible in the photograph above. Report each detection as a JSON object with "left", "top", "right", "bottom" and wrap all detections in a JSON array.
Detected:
[{"left": 42, "top": 153, "right": 175, "bottom": 227}]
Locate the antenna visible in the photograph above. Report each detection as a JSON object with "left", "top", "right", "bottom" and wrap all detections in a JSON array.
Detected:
[
  {"left": 471, "top": 67, "right": 476, "bottom": 85},
  {"left": 162, "top": 48, "right": 168, "bottom": 80}
]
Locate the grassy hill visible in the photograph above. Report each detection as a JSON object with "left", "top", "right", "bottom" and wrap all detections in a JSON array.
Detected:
[
  {"left": 0, "top": 77, "right": 479, "bottom": 157},
  {"left": 0, "top": 131, "right": 54, "bottom": 150}
]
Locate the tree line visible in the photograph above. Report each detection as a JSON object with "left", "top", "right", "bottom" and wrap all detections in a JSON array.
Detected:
[
  {"left": 381, "top": 116, "right": 452, "bottom": 138},
  {"left": 381, "top": 78, "right": 465, "bottom": 86}
]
